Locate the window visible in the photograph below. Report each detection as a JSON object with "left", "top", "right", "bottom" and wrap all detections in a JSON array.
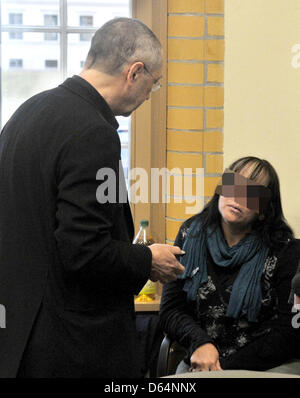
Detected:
[
  {"left": 9, "top": 13, "right": 22, "bottom": 24},
  {"left": 44, "top": 15, "right": 58, "bottom": 41},
  {"left": 45, "top": 60, "right": 58, "bottom": 68},
  {"left": 79, "top": 15, "right": 93, "bottom": 42},
  {"left": 9, "top": 12, "right": 22, "bottom": 39},
  {"left": 9, "top": 58, "right": 23, "bottom": 68},
  {"left": 1, "top": 1, "right": 131, "bottom": 176}
]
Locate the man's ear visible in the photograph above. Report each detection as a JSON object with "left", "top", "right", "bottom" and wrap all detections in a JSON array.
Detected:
[{"left": 127, "top": 62, "right": 144, "bottom": 82}]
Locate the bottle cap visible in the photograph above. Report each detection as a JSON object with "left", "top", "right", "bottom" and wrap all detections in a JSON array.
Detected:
[{"left": 140, "top": 220, "right": 149, "bottom": 227}]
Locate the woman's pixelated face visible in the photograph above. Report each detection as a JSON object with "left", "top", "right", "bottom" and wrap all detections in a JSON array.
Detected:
[{"left": 217, "top": 163, "right": 270, "bottom": 228}]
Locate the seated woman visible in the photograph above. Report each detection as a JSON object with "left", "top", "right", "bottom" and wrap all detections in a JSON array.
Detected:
[{"left": 159, "top": 156, "right": 300, "bottom": 374}]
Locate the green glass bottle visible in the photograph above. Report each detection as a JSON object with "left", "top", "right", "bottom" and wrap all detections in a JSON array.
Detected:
[{"left": 133, "top": 220, "right": 156, "bottom": 302}]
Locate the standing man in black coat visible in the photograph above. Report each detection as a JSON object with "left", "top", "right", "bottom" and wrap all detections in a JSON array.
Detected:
[{"left": 0, "top": 17, "right": 185, "bottom": 378}]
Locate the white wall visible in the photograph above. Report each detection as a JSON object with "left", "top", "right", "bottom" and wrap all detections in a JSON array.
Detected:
[{"left": 224, "top": 0, "right": 300, "bottom": 237}]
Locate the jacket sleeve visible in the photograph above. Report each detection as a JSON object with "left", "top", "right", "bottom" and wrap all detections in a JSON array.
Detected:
[
  {"left": 159, "top": 222, "right": 214, "bottom": 361},
  {"left": 54, "top": 124, "right": 152, "bottom": 295},
  {"left": 220, "top": 240, "right": 300, "bottom": 371}
]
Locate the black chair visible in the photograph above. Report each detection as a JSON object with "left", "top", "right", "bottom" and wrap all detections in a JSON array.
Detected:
[{"left": 156, "top": 335, "right": 186, "bottom": 377}]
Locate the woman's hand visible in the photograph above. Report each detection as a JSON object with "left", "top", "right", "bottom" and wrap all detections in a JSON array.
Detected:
[{"left": 190, "top": 343, "right": 222, "bottom": 372}]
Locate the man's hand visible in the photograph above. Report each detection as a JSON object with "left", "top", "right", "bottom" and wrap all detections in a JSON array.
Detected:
[
  {"left": 148, "top": 244, "right": 185, "bottom": 284},
  {"left": 294, "top": 294, "right": 300, "bottom": 310},
  {"left": 190, "top": 343, "right": 222, "bottom": 372}
]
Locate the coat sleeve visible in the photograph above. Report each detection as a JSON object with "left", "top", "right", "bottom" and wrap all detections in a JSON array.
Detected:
[
  {"left": 54, "top": 124, "right": 152, "bottom": 295},
  {"left": 159, "top": 221, "right": 214, "bottom": 361},
  {"left": 220, "top": 240, "right": 300, "bottom": 371}
]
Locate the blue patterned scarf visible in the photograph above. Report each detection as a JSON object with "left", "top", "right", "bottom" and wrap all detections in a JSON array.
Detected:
[{"left": 178, "top": 219, "right": 269, "bottom": 322}]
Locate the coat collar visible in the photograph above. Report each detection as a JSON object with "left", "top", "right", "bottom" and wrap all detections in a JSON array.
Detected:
[{"left": 60, "top": 75, "right": 119, "bottom": 130}]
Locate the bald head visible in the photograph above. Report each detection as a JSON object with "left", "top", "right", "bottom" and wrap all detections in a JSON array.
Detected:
[{"left": 84, "top": 17, "right": 162, "bottom": 76}]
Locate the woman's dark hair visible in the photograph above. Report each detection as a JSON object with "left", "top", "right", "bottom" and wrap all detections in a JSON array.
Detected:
[{"left": 199, "top": 156, "right": 294, "bottom": 251}]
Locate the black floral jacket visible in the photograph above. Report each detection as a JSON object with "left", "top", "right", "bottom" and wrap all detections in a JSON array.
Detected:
[{"left": 159, "top": 218, "right": 300, "bottom": 370}]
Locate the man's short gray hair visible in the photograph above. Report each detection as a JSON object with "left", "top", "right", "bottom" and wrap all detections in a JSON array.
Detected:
[{"left": 85, "top": 17, "right": 162, "bottom": 75}]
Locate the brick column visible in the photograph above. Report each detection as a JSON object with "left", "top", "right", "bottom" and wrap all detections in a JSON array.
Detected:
[{"left": 166, "top": 0, "right": 224, "bottom": 243}]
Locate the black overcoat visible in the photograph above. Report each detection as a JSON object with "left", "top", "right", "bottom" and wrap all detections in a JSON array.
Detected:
[{"left": 0, "top": 75, "right": 152, "bottom": 377}]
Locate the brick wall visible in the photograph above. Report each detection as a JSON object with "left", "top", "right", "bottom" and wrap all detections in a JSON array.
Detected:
[{"left": 166, "top": 0, "right": 224, "bottom": 243}]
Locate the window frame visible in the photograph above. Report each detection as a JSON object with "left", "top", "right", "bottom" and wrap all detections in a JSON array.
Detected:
[{"left": 131, "top": 0, "right": 167, "bottom": 244}]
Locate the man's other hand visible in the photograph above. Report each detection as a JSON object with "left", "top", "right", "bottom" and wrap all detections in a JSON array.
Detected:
[{"left": 148, "top": 244, "right": 185, "bottom": 284}]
